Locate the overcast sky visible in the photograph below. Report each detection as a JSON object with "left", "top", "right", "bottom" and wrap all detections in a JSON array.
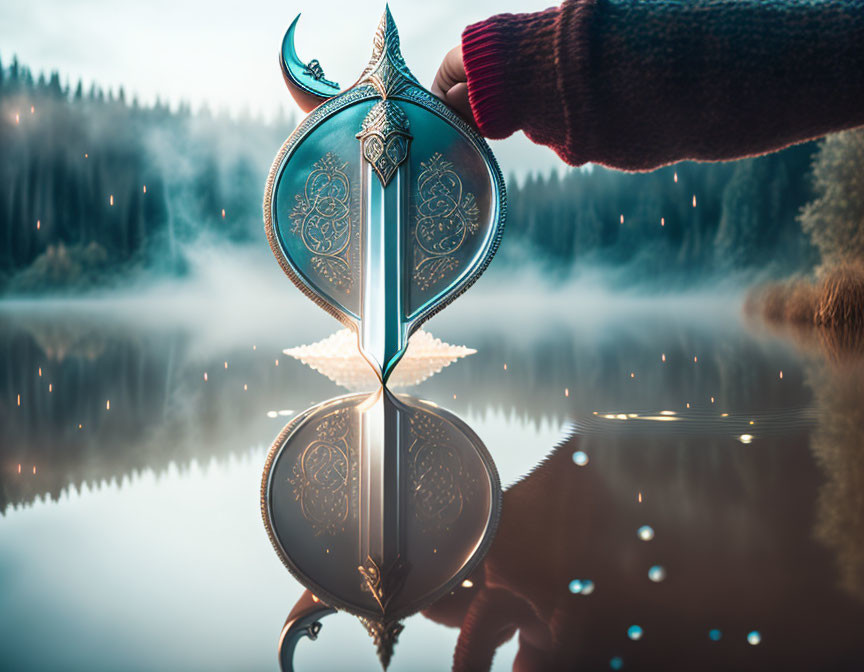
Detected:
[{"left": 0, "top": 0, "right": 566, "bottom": 176}]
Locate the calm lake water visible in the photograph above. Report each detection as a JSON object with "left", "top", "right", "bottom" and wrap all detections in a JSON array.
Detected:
[{"left": 1, "top": 275, "right": 863, "bottom": 671}]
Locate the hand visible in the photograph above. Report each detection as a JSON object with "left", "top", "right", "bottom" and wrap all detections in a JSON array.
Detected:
[{"left": 431, "top": 46, "right": 476, "bottom": 126}]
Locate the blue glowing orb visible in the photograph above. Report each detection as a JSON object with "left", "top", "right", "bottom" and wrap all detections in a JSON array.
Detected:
[
  {"left": 637, "top": 525, "right": 655, "bottom": 541},
  {"left": 648, "top": 565, "right": 666, "bottom": 582}
]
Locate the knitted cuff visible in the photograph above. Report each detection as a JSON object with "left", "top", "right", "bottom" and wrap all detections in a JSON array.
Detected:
[{"left": 461, "top": 7, "right": 562, "bottom": 140}]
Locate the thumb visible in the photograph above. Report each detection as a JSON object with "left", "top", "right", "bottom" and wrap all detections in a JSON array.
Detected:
[
  {"left": 431, "top": 46, "right": 475, "bottom": 125},
  {"left": 431, "top": 46, "right": 466, "bottom": 98}
]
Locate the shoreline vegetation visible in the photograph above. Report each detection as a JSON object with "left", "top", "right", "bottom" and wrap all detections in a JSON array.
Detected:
[
  {"left": 746, "top": 129, "right": 864, "bottom": 341},
  {"left": 745, "top": 263, "right": 864, "bottom": 329}
]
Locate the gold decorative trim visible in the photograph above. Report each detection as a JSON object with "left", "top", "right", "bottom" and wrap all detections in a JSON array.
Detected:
[
  {"left": 407, "top": 412, "right": 466, "bottom": 530},
  {"left": 358, "top": 617, "right": 404, "bottom": 670},
  {"left": 356, "top": 101, "right": 412, "bottom": 187},
  {"left": 291, "top": 152, "right": 354, "bottom": 288},
  {"left": 413, "top": 152, "right": 479, "bottom": 291},
  {"left": 288, "top": 407, "right": 355, "bottom": 536},
  {"left": 356, "top": 7, "right": 419, "bottom": 100},
  {"left": 357, "top": 554, "right": 406, "bottom": 614}
]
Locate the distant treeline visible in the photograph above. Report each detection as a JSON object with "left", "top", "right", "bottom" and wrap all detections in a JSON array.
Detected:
[
  {"left": 0, "top": 55, "right": 294, "bottom": 293},
  {"left": 0, "top": 55, "right": 822, "bottom": 293},
  {"left": 501, "top": 142, "right": 820, "bottom": 282}
]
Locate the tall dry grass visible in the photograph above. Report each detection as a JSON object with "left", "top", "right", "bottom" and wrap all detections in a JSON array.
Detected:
[
  {"left": 784, "top": 279, "right": 820, "bottom": 323},
  {"left": 744, "top": 276, "right": 819, "bottom": 324},
  {"left": 814, "top": 263, "right": 864, "bottom": 329},
  {"left": 746, "top": 263, "right": 864, "bottom": 329}
]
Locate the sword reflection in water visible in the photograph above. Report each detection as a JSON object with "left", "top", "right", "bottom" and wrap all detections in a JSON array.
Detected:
[{"left": 262, "top": 388, "right": 500, "bottom": 670}]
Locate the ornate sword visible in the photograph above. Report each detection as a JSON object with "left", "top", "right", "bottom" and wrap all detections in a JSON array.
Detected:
[{"left": 265, "top": 6, "right": 506, "bottom": 383}]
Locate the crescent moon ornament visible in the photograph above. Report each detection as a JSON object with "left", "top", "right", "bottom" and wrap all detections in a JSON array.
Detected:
[
  {"left": 277, "top": 592, "right": 337, "bottom": 672},
  {"left": 266, "top": 5, "right": 506, "bottom": 382},
  {"left": 280, "top": 13, "right": 341, "bottom": 106}
]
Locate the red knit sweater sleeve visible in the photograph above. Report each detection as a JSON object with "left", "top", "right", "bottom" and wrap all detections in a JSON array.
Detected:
[{"left": 461, "top": 0, "right": 864, "bottom": 171}]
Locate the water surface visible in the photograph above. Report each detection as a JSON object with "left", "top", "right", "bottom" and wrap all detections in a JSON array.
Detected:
[{"left": 1, "top": 284, "right": 862, "bottom": 671}]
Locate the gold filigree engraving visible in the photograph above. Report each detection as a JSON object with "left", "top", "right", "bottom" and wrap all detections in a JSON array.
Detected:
[
  {"left": 358, "top": 617, "right": 404, "bottom": 670},
  {"left": 291, "top": 152, "right": 353, "bottom": 289},
  {"left": 358, "top": 555, "right": 407, "bottom": 614},
  {"left": 413, "top": 153, "right": 479, "bottom": 291},
  {"left": 357, "top": 101, "right": 411, "bottom": 187},
  {"left": 407, "top": 413, "right": 466, "bottom": 529},
  {"left": 357, "top": 8, "right": 418, "bottom": 99},
  {"left": 289, "top": 409, "right": 355, "bottom": 535}
]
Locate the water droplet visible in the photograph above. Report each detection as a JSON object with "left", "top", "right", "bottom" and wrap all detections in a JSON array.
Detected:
[
  {"left": 610, "top": 656, "right": 624, "bottom": 670},
  {"left": 747, "top": 631, "right": 761, "bottom": 645},
  {"left": 637, "top": 525, "right": 655, "bottom": 541},
  {"left": 572, "top": 451, "right": 589, "bottom": 466},
  {"left": 627, "top": 625, "right": 643, "bottom": 641},
  {"left": 709, "top": 629, "right": 722, "bottom": 642},
  {"left": 568, "top": 579, "right": 595, "bottom": 595},
  {"left": 648, "top": 565, "right": 666, "bottom": 582}
]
